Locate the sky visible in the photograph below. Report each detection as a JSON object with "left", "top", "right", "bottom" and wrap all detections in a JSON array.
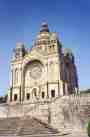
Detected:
[{"left": 0, "top": 0, "right": 90, "bottom": 95}]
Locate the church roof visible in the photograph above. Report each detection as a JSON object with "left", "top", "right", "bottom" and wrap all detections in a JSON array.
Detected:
[{"left": 34, "top": 22, "right": 59, "bottom": 47}]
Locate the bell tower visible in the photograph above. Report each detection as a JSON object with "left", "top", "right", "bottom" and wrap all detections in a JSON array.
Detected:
[
  {"left": 8, "top": 43, "right": 26, "bottom": 103},
  {"left": 12, "top": 43, "right": 26, "bottom": 60}
]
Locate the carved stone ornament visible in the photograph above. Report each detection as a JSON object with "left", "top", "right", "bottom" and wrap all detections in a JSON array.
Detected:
[{"left": 30, "top": 65, "right": 42, "bottom": 79}]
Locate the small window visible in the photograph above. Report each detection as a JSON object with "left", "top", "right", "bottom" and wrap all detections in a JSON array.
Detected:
[
  {"left": 14, "top": 94, "right": 17, "bottom": 101},
  {"left": 42, "top": 92, "right": 45, "bottom": 98},
  {"left": 27, "top": 93, "right": 30, "bottom": 100},
  {"left": 52, "top": 45, "right": 55, "bottom": 48},
  {"left": 51, "top": 90, "right": 55, "bottom": 98}
]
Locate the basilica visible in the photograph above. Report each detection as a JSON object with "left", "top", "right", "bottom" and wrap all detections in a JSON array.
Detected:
[
  {"left": 8, "top": 22, "right": 78, "bottom": 104},
  {"left": 0, "top": 23, "right": 89, "bottom": 137}
]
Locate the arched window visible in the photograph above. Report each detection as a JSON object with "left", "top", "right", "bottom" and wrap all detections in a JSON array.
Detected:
[
  {"left": 14, "top": 94, "right": 17, "bottom": 101},
  {"left": 52, "top": 44, "right": 55, "bottom": 50},
  {"left": 26, "top": 93, "right": 30, "bottom": 100},
  {"left": 34, "top": 91, "right": 37, "bottom": 96},
  {"left": 42, "top": 92, "right": 45, "bottom": 98},
  {"left": 51, "top": 90, "right": 55, "bottom": 98}
]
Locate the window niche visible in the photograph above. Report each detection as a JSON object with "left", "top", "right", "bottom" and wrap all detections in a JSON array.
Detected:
[
  {"left": 26, "top": 93, "right": 30, "bottom": 100},
  {"left": 42, "top": 92, "right": 45, "bottom": 98},
  {"left": 51, "top": 90, "right": 55, "bottom": 98},
  {"left": 52, "top": 44, "right": 55, "bottom": 49},
  {"left": 14, "top": 94, "right": 18, "bottom": 101}
]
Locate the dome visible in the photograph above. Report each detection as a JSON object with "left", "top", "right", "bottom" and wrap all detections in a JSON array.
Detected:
[
  {"left": 34, "top": 22, "right": 50, "bottom": 46},
  {"left": 40, "top": 22, "right": 49, "bottom": 33}
]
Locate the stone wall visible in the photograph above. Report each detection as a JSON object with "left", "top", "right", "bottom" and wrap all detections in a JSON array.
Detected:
[{"left": 49, "top": 93, "right": 90, "bottom": 132}]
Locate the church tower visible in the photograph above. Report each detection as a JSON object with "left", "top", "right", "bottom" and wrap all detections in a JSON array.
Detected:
[{"left": 7, "top": 22, "right": 78, "bottom": 104}]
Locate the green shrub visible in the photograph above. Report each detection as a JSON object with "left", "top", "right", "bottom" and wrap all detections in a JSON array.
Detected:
[{"left": 87, "top": 120, "right": 90, "bottom": 137}]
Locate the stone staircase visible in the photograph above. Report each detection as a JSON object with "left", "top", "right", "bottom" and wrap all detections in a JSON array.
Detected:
[
  {"left": 0, "top": 94, "right": 89, "bottom": 137},
  {"left": 0, "top": 116, "right": 64, "bottom": 137},
  {"left": 18, "top": 116, "right": 59, "bottom": 136},
  {"left": 0, "top": 117, "right": 20, "bottom": 136}
]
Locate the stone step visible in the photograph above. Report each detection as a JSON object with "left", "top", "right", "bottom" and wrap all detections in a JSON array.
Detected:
[{"left": 19, "top": 128, "right": 57, "bottom": 136}]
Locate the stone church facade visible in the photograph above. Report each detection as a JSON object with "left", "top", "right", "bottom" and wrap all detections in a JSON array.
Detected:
[
  {"left": 0, "top": 23, "right": 89, "bottom": 137},
  {"left": 8, "top": 22, "right": 78, "bottom": 104}
]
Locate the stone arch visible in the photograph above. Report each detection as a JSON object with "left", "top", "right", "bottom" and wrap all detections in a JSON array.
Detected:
[
  {"left": 23, "top": 59, "right": 44, "bottom": 73},
  {"left": 22, "top": 59, "right": 44, "bottom": 101}
]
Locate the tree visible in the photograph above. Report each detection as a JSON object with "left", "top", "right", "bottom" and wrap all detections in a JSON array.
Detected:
[{"left": 87, "top": 120, "right": 90, "bottom": 137}]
